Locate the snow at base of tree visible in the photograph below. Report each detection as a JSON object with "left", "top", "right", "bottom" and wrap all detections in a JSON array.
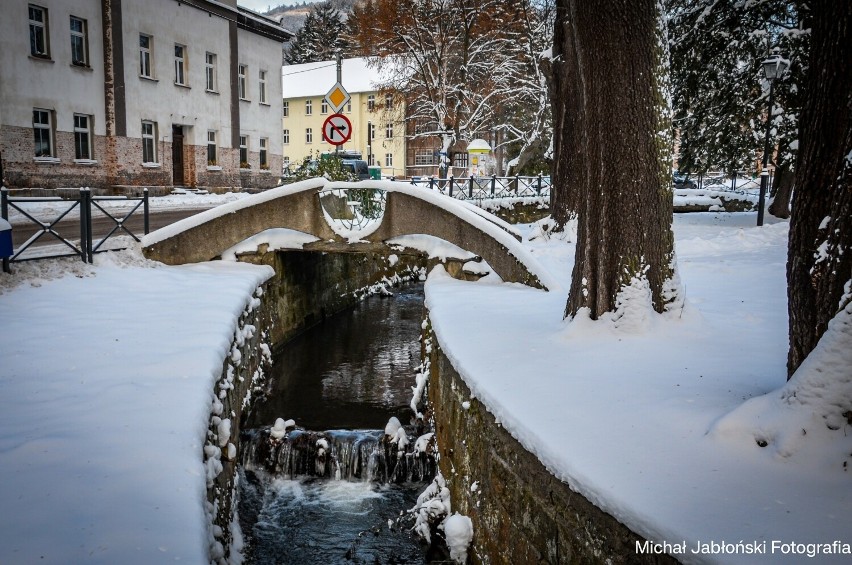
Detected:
[{"left": 709, "top": 299, "right": 852, "bottom": 463}]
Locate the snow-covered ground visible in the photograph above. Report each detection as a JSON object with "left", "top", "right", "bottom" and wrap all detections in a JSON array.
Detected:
[
  {"left": 0, "top": 252, "right": 273, "bottom": 564},
  {"left": 0, "top": 208, "right": 849, "bottom": 563},
  {"left": 426, "top": 212, "right": 851, "bottom": 563}
]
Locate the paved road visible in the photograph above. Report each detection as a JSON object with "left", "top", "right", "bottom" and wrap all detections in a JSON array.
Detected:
[{"left": 9, "top": 207, "right": 212, "bottom": 251}]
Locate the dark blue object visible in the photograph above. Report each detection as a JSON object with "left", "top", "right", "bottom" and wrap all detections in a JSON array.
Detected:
[{"left": 0, "top": 220, "right": 12, "bottom": 258}]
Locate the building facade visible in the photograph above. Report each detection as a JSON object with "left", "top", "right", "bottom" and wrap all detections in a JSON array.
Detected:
[
  {"left": 0, "top": 0, "right": 291, "bottom": 192},
  {"left": 281, "top": 58, "right": 406, "bottom": 178}
]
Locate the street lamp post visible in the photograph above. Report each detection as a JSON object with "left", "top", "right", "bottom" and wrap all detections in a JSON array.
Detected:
[{"left": 757, "top": 54, "right": 789, "bottom": 226}]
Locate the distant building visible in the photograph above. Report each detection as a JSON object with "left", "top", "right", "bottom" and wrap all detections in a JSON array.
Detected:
[
  {"left": 0, "top": 0, "right": 291, "bottom": 193},
  {"left": 281, "top": 57, "right": 406, "bottom": 178}
]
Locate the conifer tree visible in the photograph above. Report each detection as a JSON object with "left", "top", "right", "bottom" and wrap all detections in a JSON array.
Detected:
[
  {"left": 285, "top": 3, "right": 349, "bottom": 64},
  {"left": 667, "top": 0, "right": 809, "bottom": 217}
]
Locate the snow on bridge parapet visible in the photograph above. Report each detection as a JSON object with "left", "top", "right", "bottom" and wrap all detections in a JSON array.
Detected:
[{"left": 142, "top": 178, "right": 557, "bottom": 291}]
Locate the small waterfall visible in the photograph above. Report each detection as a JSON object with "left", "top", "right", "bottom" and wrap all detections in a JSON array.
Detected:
[{"left": 240, "top": 427, "right": 436, "bottom": 484}]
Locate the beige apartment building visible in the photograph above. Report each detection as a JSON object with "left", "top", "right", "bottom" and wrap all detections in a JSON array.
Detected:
[{"left": 281, "top": 57, "right": 406, "bottom": 177}]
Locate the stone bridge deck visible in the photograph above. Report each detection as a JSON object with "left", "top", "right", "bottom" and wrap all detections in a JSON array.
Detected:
[{"left": 142, "top": 179, "right": 556, "bottom": 291}]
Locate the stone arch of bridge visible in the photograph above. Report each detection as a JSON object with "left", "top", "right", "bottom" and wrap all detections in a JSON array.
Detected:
[{"left": 142, "top": 179, "right": 552, "bottom": 290}]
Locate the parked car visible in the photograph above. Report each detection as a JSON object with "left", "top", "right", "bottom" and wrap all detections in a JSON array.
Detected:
[
  {"left": 673, "top": 172, "right": 697, "bottom": 189},
  {"left": 341, "top": 159, "right": 369, "bottom": 180}
]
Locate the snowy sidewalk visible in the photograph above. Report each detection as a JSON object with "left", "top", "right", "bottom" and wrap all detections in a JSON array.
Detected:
[
  {"left": 425, "top": 213, "right": 851, "bottom": 564},
  {"left": 0, "top": 251, "right": 272, "bottom": 564}
]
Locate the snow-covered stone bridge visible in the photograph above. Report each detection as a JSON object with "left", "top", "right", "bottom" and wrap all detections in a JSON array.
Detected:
[{"left": 142, "top": 178, "right": 555, "bottom": 290}]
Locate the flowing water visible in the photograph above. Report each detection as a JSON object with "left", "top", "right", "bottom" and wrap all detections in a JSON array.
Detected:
[{"left": 238, "top": 283, "right": 439, "bottom": 564}]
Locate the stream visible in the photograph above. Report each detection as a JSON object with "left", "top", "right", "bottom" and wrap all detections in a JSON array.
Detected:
[{"left": 237, "top": 282, "right": 439, "bottom": 564}]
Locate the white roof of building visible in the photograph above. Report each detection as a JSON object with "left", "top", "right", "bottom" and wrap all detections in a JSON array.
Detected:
[{"left": 282, "top": 57, "right": 392, "bottom": 98}]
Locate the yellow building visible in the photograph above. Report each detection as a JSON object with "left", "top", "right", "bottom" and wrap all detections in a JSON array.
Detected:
[{"left": 281, "top": 57, "right": 406, "bottom": 177}]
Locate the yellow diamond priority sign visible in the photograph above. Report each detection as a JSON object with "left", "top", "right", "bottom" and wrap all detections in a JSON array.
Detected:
[{"left": 324, "top": 82, "right": 350, "bottom": 113}]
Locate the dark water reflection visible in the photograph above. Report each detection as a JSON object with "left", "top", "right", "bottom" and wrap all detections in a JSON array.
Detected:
[
  {"left": 239, "top": 283, "right": 433, "bottom": 565},
  {"left": 247, "top": 283, "right": 425, "bottom": 431}
]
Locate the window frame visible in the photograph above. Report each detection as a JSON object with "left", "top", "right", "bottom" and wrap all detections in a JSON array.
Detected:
[
  {"left": 282, "top": 129, "right": 290, "bottom": 145},
  {"left": 385, "top": 153, "right": 393, "bottom": 167},
  {"left": 29, "top": 5, "right": 50, "bottom": 58},
  {"left": 141, "top": 120, "right": 158, "bottom": 164},
  {"left": 32, "top": 108, "right": 54, "bottom": 158},
  {"left": 139, "top": 34, "right": 153, "bottom": 78},
  {"left": 385, "top": 93, "right": 393, "bottom": 109},
  {"left": 367, "top": 95, "right": 375, "bottom": 112},
  {"left": 305, "top": 127, "right": 313, "bottom": 144},
  {"left": 305, "top": 99, "right": 312, "bottom": 116},
  {"left": 259, "top": 137, "right": 268, "bottom": 169},
  {"left": 282, "top": 101, "right": 289, "bottom": 117},
  {"left": 73, "top": 113, "right": 93, "bottom": 160},
  {"left": 385, "top": 123, "right": 393, "bottom": 139},
  {"left": 414, "top": 149, "right": 435, "bottom": 166},
  {"left": 239, "top": 135, "right": 249, "bottom": 167},
  {"left": 238, "top": 64, "right": 248, "bottom": 100},
  {"left": 205, "top": 52, "right": 217, "bottom": 92},
  {"left": 174, "top": 43, "right": 187, "bottom": 86},
  {"left": 207, "top": 130, "right": 217, "bottom": 166},
  {"left": 453, "top": 152, "right": 469, "bottom": 169},
  {"left": 321, "top": 100, "right": 328, "bottom": 114},
  {"left": 258, "top": 69, "right": 267, "bottom": 104},
  {"left": 69, "top": 15, "right": 88, "bottom": 66}
]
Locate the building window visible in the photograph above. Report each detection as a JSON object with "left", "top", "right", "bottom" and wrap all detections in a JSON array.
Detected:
[
  {"left": 346, "top": 100, "right": 352, "bottom": 113},
  {"left": 238, "top": 64, "right": 248, "bottom": 99},
  {"left": 283, "top": 129, "right": 289, "bottom": 144},
  {"left": 207, "top": 131, "right": 217, "bottom": 165},
  {"left": 369, "top": 122, "right": 375, "bottom": 141},
  {"left": 305, "top": 128, "right": 312, "bottom": 144},
  {"left": 321, "top": 100, "right": 328, "bottom": 114},
  {"left": 174, "top": 44, "right": 186, "bottom": 85},
  {"left": 259, "top": 138, "right": 268, "bottom": 169},
  {"left": 29, "top": 5, "right": 49, "bottom": 58},
  {"left": 32, "top": 109, "right": 54, "bottom": 157},
  {"left": 453, "top": 152, "right": 468, "bottom": 169},
  {"left": 305, "top": 100, "right": 312, "bottom": 115},
  {"left": 239, "top": 135, "right": 248, "bottom": 167},
  {"left": 367, "top": 95, "right": 375, "bottom": 111},
  {"left": 385, "top": 153, "right": 393, "bottom": 167},
  {"left": 259, "top": 70, "right": 267, "bottom": 103},
  {"left": 73, "top": 114, "right": 93, "bottom": 160},
  {"left": 70, "top": 16, "right": 88, "bottom": 66},
  {"left": 283, "top": 101, "right": 289, "bottom": 117},
  {"left": 205, "top": 52, "right": 216, "bottom": 92},
  {"left": 385, "top": 123, "right": 393, "bottom": 139},
  {"left": 139, "top": 34, "right": 152, "bottom": 78},
  {"left": 141, "top": 120, "right": 157, "bottom": 163},
  {"left": 385, "top": 93, "right": 393, "bottom": 108},
  {"left": 415, "top": 149, "right": 435, "bottom": 166}
]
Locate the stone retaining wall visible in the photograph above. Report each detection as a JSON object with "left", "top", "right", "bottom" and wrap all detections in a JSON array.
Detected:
[
  {"left": 427, "top": 331, "right": 677, "bottom": 565},
  {"left": 203, "top": 279, "right": 274, "bottom": 563}
]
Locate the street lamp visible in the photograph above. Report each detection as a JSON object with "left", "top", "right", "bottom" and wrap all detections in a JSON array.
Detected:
[{"left": 757, "top": 54, "right": 789, "bottom": 226}]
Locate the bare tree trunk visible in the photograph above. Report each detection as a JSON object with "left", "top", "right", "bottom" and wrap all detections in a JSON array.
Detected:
[
  {"left": 787, "top": 0, "right": 852, "bottom": 377},
  {"left": 767, "top": 162, "right": 793, "bottom": 219},
  {"left": 548, "top": 0, "right": 575, "bottom": 227},
  {"left": 552, "top": 0, "right": 678, "bottom": 319}
]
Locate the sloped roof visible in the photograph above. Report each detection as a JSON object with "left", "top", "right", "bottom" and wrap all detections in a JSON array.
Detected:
[{"left": 282, "top": 57, "right": 392, "bottom": 98}]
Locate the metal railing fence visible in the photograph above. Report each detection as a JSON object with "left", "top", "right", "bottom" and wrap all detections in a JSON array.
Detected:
[
  {"left": 387, "top": 174, "right": 551, "bottom": 201},
  {"left": 1, "top": 188, "right": 149, "bottom": 269}
]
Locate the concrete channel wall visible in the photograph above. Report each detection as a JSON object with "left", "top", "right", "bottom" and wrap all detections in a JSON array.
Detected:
[{"left": 426, "top": 327, "right": 678, "bottom": 565}]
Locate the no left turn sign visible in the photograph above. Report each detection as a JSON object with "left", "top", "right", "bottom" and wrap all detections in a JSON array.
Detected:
[{"left": 322, "top": 114, "right": 352, "bottom": 146}]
